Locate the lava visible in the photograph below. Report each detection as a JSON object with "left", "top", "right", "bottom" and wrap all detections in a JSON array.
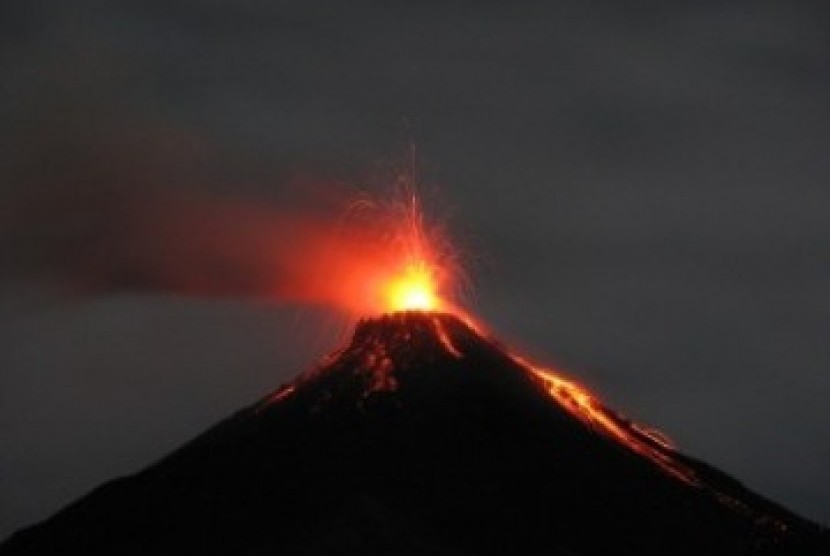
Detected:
[
  {"left": 517, "top": 357, "right": 697, "bottom": 484},
  {"left": 432, "top": 316, "right": 464, "bottom": 358},
  {"left": 323, "top": 188, "right": 461, "bottom": 317},
  {"left": 302, "top": 189, "right": 699, "bottom": 484},
  {"left": 384, "top": 261, "right": 439, "bottom": 312}
]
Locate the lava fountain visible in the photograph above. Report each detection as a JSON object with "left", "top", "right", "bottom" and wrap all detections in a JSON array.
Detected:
[{"left": 329, "top": 190, "right": 460, "bottom": 316}]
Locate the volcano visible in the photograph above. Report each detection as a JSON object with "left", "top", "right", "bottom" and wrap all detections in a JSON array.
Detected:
[{"left": 1, "top": 312, "right": 827, "bottom": 555}]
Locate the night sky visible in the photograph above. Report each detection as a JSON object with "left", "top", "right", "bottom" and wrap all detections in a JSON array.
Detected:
[{"left": 1, "top": 1, "right": 828, "bottom": 539}]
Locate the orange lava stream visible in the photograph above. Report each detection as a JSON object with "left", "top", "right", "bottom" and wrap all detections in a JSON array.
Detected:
[
  {"left": 511, "top": 354, "right": 698, "bottom": 485},
  {"left": 431, "top": 316, "right": 464, "bottom": 358}
]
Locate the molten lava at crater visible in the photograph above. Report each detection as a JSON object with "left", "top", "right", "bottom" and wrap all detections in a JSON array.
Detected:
[
  {"left": 384, "top": 263, "right": 440, "bottom": 312},
  {"left": 320, "top": 190, "right": 461, "bottom": 317}
]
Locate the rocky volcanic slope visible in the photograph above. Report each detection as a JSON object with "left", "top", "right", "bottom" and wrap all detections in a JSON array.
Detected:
[{"left": 2, "top": 312, "right": 827, "bottom": 555}]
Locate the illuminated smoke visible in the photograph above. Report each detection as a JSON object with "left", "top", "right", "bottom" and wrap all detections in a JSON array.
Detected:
[{"left": 0, "top": 181, "right": 463, "bottom": 318}]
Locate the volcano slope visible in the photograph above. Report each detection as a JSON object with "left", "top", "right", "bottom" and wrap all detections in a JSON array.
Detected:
[{"left": 1, "top": 312, "right": 827, "bottom": 556}]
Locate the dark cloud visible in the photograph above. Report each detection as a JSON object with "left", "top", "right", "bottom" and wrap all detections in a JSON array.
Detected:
[{"left": 1, "top": 0, "right": 828, "bottom": 538}]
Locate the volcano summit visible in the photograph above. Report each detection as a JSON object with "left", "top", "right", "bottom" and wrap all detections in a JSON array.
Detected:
[{"left": 1, "top": 312, "right": 827, "bottom": 555}]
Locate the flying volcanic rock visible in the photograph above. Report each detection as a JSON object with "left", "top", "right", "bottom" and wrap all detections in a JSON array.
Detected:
[{"left": 1, "top": 312, "right": 827, "bottom": 555}]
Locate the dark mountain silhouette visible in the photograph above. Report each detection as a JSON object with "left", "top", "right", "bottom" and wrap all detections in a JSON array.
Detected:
[{"left": 2, "top": 311, "right": 827, "bottom": 555}]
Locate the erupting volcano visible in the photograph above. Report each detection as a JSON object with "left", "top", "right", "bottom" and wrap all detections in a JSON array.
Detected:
[{"left": 2, "top": 193, "right": 827, "bottom": 556}]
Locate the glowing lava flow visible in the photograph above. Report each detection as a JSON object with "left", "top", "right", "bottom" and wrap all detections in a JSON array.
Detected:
[{"left": 512, "top": 354, "right": 698, "bottom": 485}]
